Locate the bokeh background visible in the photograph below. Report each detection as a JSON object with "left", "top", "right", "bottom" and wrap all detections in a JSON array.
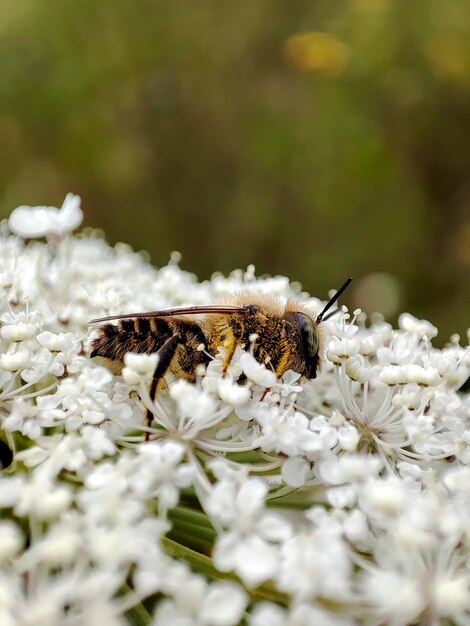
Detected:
[{"left": 1, "top": 0, "right": 469, "bottom": 341}]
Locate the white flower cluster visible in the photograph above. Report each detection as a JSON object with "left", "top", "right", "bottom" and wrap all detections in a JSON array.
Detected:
[{"left": 0, "top": 195, "right": 469, "bottom": 625}]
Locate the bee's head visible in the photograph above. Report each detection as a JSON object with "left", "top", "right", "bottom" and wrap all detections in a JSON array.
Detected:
[
  {"left": 288, "top": 277, "right": 353, "bottom": 380},
  {"left": 287, "top": 311, "right": 321, "bottom": 379}
]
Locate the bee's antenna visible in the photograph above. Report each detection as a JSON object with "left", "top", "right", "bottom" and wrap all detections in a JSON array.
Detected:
[
  {"left": 320, "top": 307, "right": 342, "bottom": 322},
  {"left": 316, "top": 277, "right": 353, "bottom": 323}
]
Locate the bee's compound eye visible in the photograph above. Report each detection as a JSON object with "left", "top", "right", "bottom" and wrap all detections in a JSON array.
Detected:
[{"left": 290, "top": 312, "right": 319, "bottom": 361}]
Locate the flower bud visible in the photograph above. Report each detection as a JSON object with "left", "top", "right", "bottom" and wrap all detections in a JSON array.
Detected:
[
  {"left": 345, "top": 356, "right": 370, "bottom": 383},
  {"left": 380, "top": 365, "right": 408, "bottom": 385},
  {"left": 327, "top": 337, "right": 361, "bottom": 364},
  {"left": 0, "top": 323, "right": 36, "bottom": 342},
  {"left": 405, "top": 364, "right": 440, "bottom": 386},
  {"left": 0, "top": 350, "right": 30, "bottom": 372}
]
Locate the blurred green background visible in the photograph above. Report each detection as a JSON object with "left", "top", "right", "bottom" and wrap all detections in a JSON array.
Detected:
[{"left": 1, "top": 0, "right": 469, "bottom": 340}]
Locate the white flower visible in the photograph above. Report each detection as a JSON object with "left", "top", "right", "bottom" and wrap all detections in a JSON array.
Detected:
[
  {"left": 0, "top": 322, "right": 36, "bottom": 342},
  {"left": 277, "top": 525, "right": 353, "bottom": 601},
  {"left": 317, "top": 454, "right": 382, "bottom": 486},
  {"left": 405, "top": 363, "right": 441, "bottom": 386},
  {"left": 250, "top": 603, "right": 286, "bottom": 626},
  {"left": 326, "top": 336, "right": 361, "bottom": 363},
  {"left": 0, "top": 522, "right": 22, "bottom": 560},
  {"left": 380, "top": 364, "right": 408, "bottom": 385},
  {"left": 281, "top": 456, "right": 311, "bottom": 487},
  {"left": 337, "top": 422, "right": 360, "bottom": 451},
  {"left": 399, "top": 312, "right": 438, "bottom": 339},
  {"left": 170, "top": 380, "right": 218, "bottom": 425},
  {"left": 81, "top": 425, "right": 116, "bottom": 459},
  {"left": 359, "top": 568, "right": 425, "bottom": 625},
  {"left": 272, "top": 369, "right": 303, "bottom": 398},
  {"left": 17, "top": 520, "right": 82, "bottom": 569},
  {"left": 153, "top": 576, "right": 248, "bottom": 626},
  {"left": 344, "top": 355, "right": 370, "bottom": 383},
  {"left": 254, "top": 407, "right": 324, "bottom": 456},
  {"left": 239, "top": 352, "right": 277, "bottom": 387},
  {"left": 132, "top": 441, "right": 194, "bottom": 509},
  {"left": 0, "top": 349, "right": 30, "bottom": 372},
  {"left": 0, "top": 473, "right": 72, "bottom": 520},
  {"left": 217, "top": 378, "right": 250, "bottom": 406},
  {"left": 433, "top": 574, "right": 470, "bottom": 618},
  {"left": 8, "top": 193, "right": 83, "bottom": 238},
  {"left": 251, "top": 603, "right": 356, "bottom": 626},
  {"left": 207, "top": 476, "right": 291, "bottom": 587},
  {"left": 0, "top": 193, "right": 469, "bottom": 625},
  {"left": 376, "top": 330, "right": 417, "bottom": 365},
  {"left": 36, "top": 331, "right": 75, "bottom": 352},
  {"left": 359, "top": 477, "right": 408, "bottom": 522},
  {"left": 122, "top": 351, "right": 159, "bottom": 385},
  {"left": 2, "top": 398, "right": 43, "bottom": 439},
  {"left": 308, "top": 415, "right": 339, "bottom": 452}
]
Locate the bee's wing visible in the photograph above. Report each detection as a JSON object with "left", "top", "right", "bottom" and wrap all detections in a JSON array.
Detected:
[{"left": 89, "top": 304, "right": 250, "bottom": 324}]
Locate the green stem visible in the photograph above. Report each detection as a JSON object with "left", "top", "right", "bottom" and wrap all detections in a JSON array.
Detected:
[
  {"left": 226, "top": 451, "right": 269, "bottom": 463},
  {"left": 266, "top": 497, "right": 330, "bottom": 509},
  {"left": 119, "top": 585, "right": 153, "bottom": 626},
  {"left": 168, "top": 505, "right": 215, "bottom": 529},
  {"left": 123, "top": 601, "right": 153, "bottom": 626},
  {"left": 166, "top": 528, "right": 213, "bottom": 554},
  {"left": 167, "top": 505, "right": 217, "bottom": 544},
  {"left": 168, "top": 519, "right": 216, "bottom": 544}
]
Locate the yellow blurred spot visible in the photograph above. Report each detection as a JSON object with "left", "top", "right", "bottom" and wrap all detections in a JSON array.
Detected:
[
  {"left": 284, "top": 32, "right": 350, "bottom": 76},
  {"left": 457, "top": 223, "right": 470, "bottom": 263},
  {"left": 427, "top": 36, "right": 470, "bottom": 85}
]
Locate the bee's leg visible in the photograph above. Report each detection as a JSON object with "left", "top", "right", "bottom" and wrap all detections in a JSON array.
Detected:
[
  {"left": 145, "top": 334, "right": 181, "bottom": 440},
  {"left": 260, "top": 388, "right": 271, "bottom": 401},
  {"left": 222, "top": 334, "right": 237, "bottom": 377}
]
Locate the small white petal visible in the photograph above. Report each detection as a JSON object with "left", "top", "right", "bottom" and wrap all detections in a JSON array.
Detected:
[
  {"left": 0, "top": 323, "right": 36, "bottom": 342},
  {"left": 37, "top": 331, "right": 74, "bottom": 352},
  {"left": 0, "top": 350, "right": 30, "bottom": 372},
  {"left": 121, "top": 367, "right": 142, "bottom": 385},
  {"left": 327, "top": 337, "right": 361, "bottom": 363},
  {"left": 0, "top": 522, "right": 22, "bottom": 560},
  {"left": 282, "top": 457, "right": 310, "bottom": 487},
  {"left": 123, "top": 352, "right": 158, "bottom": 376},
  {"left": 239, "top": 352, "right": 277, "bottom": 388},
  {"left": 201, "top": 583, "right": 248, "bottom": 626},
  {"left": 217, "top": 379, "right": 250, "bottom": 406},
  {"left": 345, "top": 356, "right": 370, "bottom": 383},
  {"left": 338, "top": 423, "right": 360, "bottom": 451},
  {"left": 399, "top": 313, "right": 438, "bottom": 339},
  {"left": 380, "top": 365, "right": 408, "bottom": 385},
  {"left": 360, "top": 569, "right": 425, "bottom": 624},
  {"left": 236, "top": 478, "right": 267, "bottom": 515},
  {"left": 327, "top": 485, "right": 356, "bottom": 509},
  {"left": 59, "top": 192, "right": 83, "bottom": 231},
  {"left": 258, "top": 513, "right": 292, "bottom": 542},
  {"left": 8, "top": 193, "right": 83, "bottom": 238},
  {"left": 343, "top": 510, "right": 369, "bottom": 543},
  {"left": 215, "top": 533, "right": 279, "bottom": 587},
  {"left": 33, "top": 486, "right": 73, "bottom": 520},
  {"left": 434, "top": 575, "right": 470, "bottom": 616}
]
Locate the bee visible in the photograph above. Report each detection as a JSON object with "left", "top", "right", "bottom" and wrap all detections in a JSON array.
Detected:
[{"left": 90, "top": 277, "right": 352, "bottom": 435}]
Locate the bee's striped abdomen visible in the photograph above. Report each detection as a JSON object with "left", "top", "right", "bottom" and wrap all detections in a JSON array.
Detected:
[{"left": 90, "top": 318, "right": 172, "bottom": 364}]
